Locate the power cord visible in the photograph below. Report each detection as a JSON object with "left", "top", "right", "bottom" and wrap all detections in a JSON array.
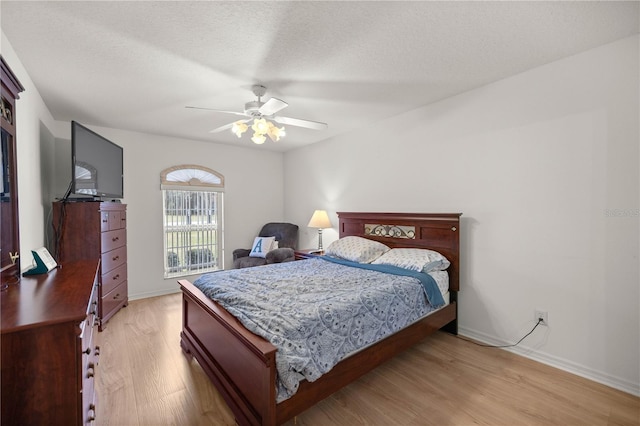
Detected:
[
  {"left": 53, "top": 180, "right": 74, "bottom": 264},
  {"left": 457, "top": 318, "right": 544, "bottom": 348},
  {"left": 53, "top": 200, "right": 67, "bottom": 264}
]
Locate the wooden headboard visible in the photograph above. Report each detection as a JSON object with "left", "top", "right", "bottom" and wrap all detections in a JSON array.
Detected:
[{"left": 337, "top": 212, "right": 462, "bottom": 292}]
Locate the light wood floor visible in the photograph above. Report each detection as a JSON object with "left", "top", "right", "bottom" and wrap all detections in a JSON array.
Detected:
[{"left": 95, "top": 293, "right": 639, "bottom": 426}]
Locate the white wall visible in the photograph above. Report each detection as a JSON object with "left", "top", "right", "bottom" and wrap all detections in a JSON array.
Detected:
[
  {"left": 1, "top": 32, "right": 58, "bottom": 269},
  {"left": 284, "top": 35, "right": 639, "bottom": 395}
]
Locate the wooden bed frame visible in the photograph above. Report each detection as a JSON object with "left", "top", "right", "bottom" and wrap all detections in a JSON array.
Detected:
[{"left": 178, "top": 212, "right": 461, "bottom": 426}]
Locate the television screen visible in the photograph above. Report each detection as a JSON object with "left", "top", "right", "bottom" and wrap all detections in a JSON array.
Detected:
[{"left": 71, "top": 121, "right": 123, "bottom": 199}]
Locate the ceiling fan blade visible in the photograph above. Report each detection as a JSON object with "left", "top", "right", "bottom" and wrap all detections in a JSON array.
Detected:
[
  {"left": 207, "top": 120, "right": 237, "bottom": 133},
  {"left": 209, "top": 122, "right": 235, "bottom": 133},
  {"left": 186, "top": 106, "right": 249, "bottom": 117},
  {"left": 259, "top": 98, "right": 288, "bottom": 116},
  {"left": 209, "top": 118, "right": 253, "bottom": 133},
  {"left": 273, "top": 115, "right": 328, "bottom": 130}
]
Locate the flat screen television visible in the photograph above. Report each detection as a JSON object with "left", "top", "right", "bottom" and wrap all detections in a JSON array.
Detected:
[{"left": 71, "top": 121, "right": 123, "bottom": 199}]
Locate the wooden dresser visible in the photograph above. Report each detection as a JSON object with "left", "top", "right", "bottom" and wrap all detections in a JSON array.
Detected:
[
  {"left": 53, "top": 201, "right": 128, "bottom": 330},
  {"left": 1, "top": 260, "right": 100, "bottom": 425}
]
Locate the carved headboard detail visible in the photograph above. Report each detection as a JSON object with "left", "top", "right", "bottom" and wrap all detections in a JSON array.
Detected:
[{"left": 337, "top": 212, "right": 462, "bottom": 292}]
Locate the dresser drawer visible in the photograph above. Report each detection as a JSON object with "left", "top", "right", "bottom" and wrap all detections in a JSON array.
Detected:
[
  {"left": 109, "top": 211, "right": 121, "bottom": 230},
  {"left": 80, "top": 313, "right": 97, "bottom": 398},
  {"left": 101, "top": 228, "right": 126, "bottom": 252},
  {"left": 100, "top": 211, "right": 110, "bottom": 232},
  {"left": 101, "top": 281, "right": 128, "bottom": 321},
  {"left": 82, "top": 276, "right": 99, "bottom": 352},
  {"left": 80, "top": 316, "right": 94, "bottom": 361},
  {"left": 100, "top": 209, "right": 125, "bottom": 232},
  {"left": 83, "top": 375, "right": 96, "bottom": 425},
  {"left": 87, "top": 271, "right": 99, "bottom": 316},
  {"left": 117, "top": 210, "right": 126, "bottom": 230},
  {"left": 81, "top": 320, "right": 97, "bottom": 426},
  {"left": 101, "top": 263, "right": 127, "bottom": 296},
  {"left": 101, "top": 246, "right": 126, "bottom": 273}
]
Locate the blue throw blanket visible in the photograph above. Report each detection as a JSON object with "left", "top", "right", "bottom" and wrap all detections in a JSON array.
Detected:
[
  {"left": 318, "top": 255, "right": 445, "bottom": 308},
  {"left": 193, "top": 257, "right": 444, "bottom": 402}
]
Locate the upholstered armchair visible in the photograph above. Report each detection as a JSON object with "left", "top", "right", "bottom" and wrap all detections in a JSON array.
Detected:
[{"left": 233, "top": 222, "right": 299, "bottom": 269}]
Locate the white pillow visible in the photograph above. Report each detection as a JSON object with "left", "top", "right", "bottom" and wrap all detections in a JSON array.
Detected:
[
  {"left": 371, "top": 248, "right": 450, "bottom": 272},
  {"left": 249, "top": 236, "right": 277, "bottom": 258},
  {"left": 325, "top": 236, "right": 390, "bottom": 263}
]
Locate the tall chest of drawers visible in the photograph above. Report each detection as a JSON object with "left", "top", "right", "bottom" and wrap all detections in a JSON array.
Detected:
[
  {"left": 1, "top": 260, "right": 100, "bottom": 425},
  {"left": 53, "top": 201, "right": 128, "bottom": 330}
]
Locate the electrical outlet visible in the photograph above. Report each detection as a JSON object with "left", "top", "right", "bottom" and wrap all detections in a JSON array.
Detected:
[{"left": 535, "top": 310, "right": 548, "bottom": 326}]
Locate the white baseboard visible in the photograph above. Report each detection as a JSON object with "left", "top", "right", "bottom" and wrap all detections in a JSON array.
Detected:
[
  {"left": 128, "top": 287, "right": 181, "bottom": 301},
  {"left": 459, "top": 326, "right": 640, "bottom": 397}
]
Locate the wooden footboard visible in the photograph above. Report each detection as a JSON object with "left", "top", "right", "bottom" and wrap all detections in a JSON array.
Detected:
[{"left": 179, "top": 279, "right": 277, "bottom": 425}]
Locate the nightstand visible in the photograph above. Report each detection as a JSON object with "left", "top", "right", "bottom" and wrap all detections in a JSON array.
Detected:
[{"left": 294, "top": 249, "right": 325, "bottom": 260}]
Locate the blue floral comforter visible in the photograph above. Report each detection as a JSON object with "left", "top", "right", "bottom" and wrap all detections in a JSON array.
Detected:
[{"left": 193, "top": 257, "right": 444, "bottom": 402}]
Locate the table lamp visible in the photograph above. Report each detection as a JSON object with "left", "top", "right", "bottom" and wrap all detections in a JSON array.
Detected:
[{"left": 307, "top": 210, "right": 332, "bottom": 251}]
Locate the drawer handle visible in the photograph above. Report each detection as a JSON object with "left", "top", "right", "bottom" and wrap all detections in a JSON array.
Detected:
[
  {"left": 112, "top": 236, "right": 119, "bottom": 242},
  {"left": 87, "top": 363, "right": 95, "bottom": 378},
  {"left": 88, "top": 404, "right": 96, "bottom": 422},
  {"left": 113, "top": 293, "right": 120, "bottom": 300},
  {"left": 83, "top": 347, "right": 91, "bottom": 355},
  {"left": 112, "top": 255, "right": 119, "bottom": 261},
  {"left": 113, "top": 274, "right": 119, "bottom": 280}
]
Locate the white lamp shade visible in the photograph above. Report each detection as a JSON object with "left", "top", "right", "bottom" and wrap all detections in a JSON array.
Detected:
[{"left": 307, "top": 210, "right": 332, "bottom": 229}]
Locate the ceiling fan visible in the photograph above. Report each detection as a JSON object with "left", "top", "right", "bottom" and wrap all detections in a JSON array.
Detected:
[{"left": 186, "top": 85, "right": 328, "bottom": 144}]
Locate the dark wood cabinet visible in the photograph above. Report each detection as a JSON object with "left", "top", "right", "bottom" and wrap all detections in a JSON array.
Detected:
[
  {"left": 0, "top": 56, "right": 24, "bottom": 286},
  {"left": 53, "top": 201, "right": 128, "bottom": 330},
  {"left": 1, "top": 260, "right": 100, "bottom": 425}
]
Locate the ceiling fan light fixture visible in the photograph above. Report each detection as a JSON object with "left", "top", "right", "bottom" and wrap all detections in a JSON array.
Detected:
[
  {"left": 251, "top": 133, "right": 266, "bottom": 145},
  {"left": 251, "top": 118, "right": 270, "bottom": 134},
  {"left": 243, "top": 118, "right": 286, "bottom": 144},
  {"left": 267, "top": 123, "right": 285, "bottom": 142},
  {"left": 231, "top": 121, "right": 248, "bottom": 138}
]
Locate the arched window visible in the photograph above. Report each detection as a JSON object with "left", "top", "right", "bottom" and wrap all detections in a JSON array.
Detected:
[{"left": 160, "top": 165, "right": 224, "bottom": 278}]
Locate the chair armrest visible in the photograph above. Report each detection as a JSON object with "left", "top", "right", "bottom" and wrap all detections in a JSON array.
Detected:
[
  {"left": 233, "top": 248, "right": 251, "bottom": 261},
  {"left": 265, "top": 248, "right": 295, "bottom": 264}
]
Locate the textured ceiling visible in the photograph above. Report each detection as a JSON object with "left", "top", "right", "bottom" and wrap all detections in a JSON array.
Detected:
[{"left": 1, "top": 1, "right": 638, "bottom": 152}]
